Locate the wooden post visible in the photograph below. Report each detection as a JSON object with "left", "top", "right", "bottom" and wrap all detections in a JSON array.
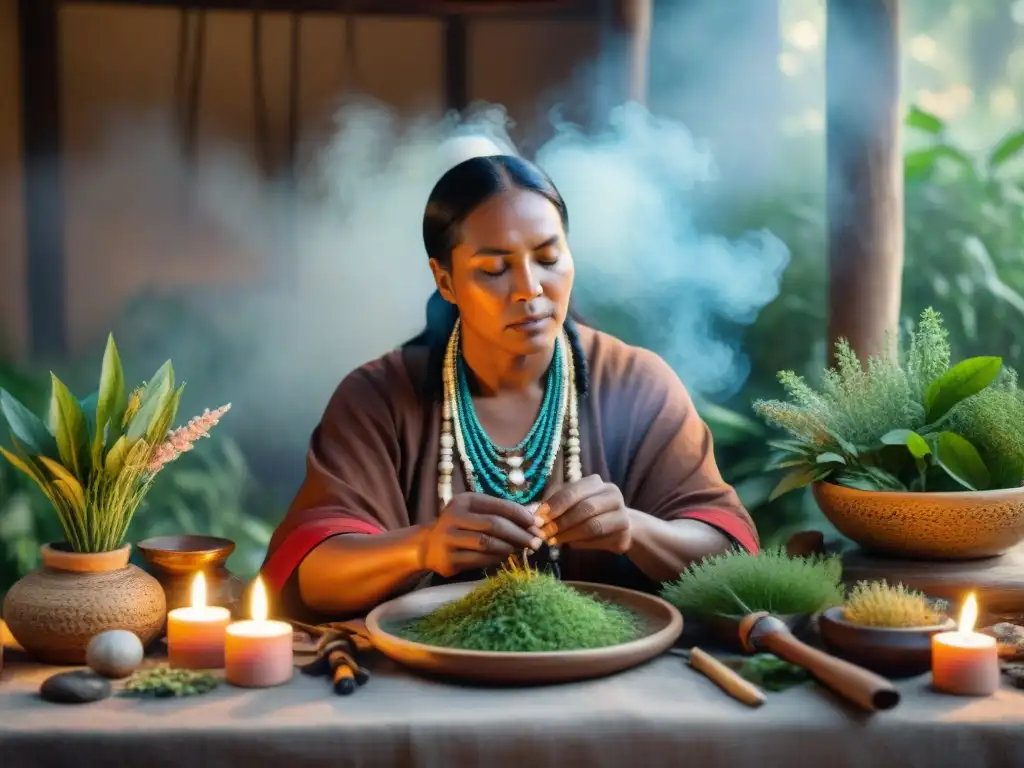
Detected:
[
  {"left": 18, "top": 0, "right": 66, "bottom": 357},
  {"left": 443, "top": 14, "right": 468, "bottom": 112},
  {"left": 613, "top": 0, "right": 652, "bottom": 105},
  {"left": 826, "top": 0, "right": 903, "bottom": 364}
]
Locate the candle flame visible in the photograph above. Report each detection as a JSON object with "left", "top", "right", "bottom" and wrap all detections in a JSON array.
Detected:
[
  {"left": 251, "top": 575, "right": 268, "bottom": 622},
  {"left": 190, "top": 572, "right": 207, "bottom": 608},
  {"left": 958, "top": 592, "right": 979, "bottom": 634}
]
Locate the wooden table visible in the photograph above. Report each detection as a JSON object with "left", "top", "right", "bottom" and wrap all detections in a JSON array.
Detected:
[{"left": 4, "top": 622, "right": 1024, "bottom": 768}]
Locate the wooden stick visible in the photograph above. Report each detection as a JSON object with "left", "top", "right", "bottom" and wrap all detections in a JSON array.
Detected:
[{"left": 688, "top": 647, "right": 767, "bottom": 708}]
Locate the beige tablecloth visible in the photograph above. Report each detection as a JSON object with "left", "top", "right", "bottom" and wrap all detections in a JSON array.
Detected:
[{"left": 4, "top": 638, "right": 1024, "bottom": 768}]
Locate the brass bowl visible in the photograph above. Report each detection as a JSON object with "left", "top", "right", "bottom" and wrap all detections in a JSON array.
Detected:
[
  {"left": 136, "top": 535, "right": 244, "bottom": 616},
  {"left": 812, "top": 482, "right": 1024, "bottom": 560}
]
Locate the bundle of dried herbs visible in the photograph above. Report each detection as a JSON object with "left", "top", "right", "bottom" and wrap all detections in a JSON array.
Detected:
[
  {"left": 398, "top": 563, "right": 641, "bottom": 652},
  {"left": 659, "top": 546, "right": 844, "bottom": 619}
]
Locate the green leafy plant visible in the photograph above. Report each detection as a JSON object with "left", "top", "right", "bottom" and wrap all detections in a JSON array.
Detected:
[
  {"left": 0, "top": 334, "right": 230, "bottom": 553},
  {"left": 752, "top": 308, "right": 1024, "bottom": 499},
  {"left": 398, "top": 561, "right": 641, "bottom": 652},
  {"left": 659, "top": 546, "right": 844, "bottom": 619},
  {"left": 841, "top": 580, "right": 948, "bottom": 629}
]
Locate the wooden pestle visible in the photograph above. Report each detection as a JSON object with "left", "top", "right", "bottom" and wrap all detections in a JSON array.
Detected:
[{"left": 738, "top": 612, "right": 900, "bottom": 712}]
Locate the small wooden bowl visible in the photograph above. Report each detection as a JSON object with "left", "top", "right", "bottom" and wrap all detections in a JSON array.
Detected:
[
  {"left": 818, "top": 606, "right": 955, "bottom": 678},
  {"left": 365, "top": 580, "right": 683, "bottom": 685}
]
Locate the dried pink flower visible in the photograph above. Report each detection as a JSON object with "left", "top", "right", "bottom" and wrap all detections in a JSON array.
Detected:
[{"left": 146, "top": 403, "right": 232, "bottom": 473}]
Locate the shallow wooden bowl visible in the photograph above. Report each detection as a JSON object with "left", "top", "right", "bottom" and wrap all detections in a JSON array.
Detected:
[
  {"left": 364, "top": 580, "right": 683, "bottom": 685},
  {"left": 818, "top": 606, "right": 956, "bottom": 678}
]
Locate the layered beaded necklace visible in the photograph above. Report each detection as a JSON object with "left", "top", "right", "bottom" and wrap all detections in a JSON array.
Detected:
[{"left": 438, "top": 318, "right": 582, "bottom": 510}]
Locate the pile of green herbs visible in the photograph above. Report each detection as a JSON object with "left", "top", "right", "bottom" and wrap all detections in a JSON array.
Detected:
[
  {"left": 398, "top": 563, "right": 641, "bottom": 652},
  {"left": 753, "top": 308, "right": 1024, "bottom": 499},
  {"left": 659, "top": 546, "right": 844, "bottom": 619}
]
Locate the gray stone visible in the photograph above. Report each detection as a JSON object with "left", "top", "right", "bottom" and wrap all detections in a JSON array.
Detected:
[{"left": 40, "top": 670, "right": 112, "bottom": 704}]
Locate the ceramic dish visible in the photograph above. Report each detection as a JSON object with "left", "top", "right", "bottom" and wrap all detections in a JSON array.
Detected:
[{"left": 365, "top": 580, "right": 683, "bottom": 685}]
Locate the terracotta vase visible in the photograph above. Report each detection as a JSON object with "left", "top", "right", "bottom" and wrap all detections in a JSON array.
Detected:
[{"left": 1, "top": 542, "right": 166, "bottom": 664}]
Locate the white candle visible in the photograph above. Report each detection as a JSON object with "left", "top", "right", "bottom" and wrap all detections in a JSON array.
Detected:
[
  {"left": 167, "top": 572, "right": 231, "bottom": 669},
  {"left": 931, "top": 592, "right": 1000, "bottom": 696},
  {"left": 225, "top": 576, "right": 293, "bottom": 688}
]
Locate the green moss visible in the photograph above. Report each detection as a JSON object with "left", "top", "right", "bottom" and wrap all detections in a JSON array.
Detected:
[
  {"left": 398, "top": 564, "right": 642, "bottom": 652},
  {"left": 659, "top": 546, "right": 844, "bottom": 619}
]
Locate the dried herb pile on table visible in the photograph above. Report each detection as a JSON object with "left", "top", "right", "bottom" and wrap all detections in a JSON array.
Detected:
[{"left": 398, "top": 562, "right": 641, "bottom": 652}]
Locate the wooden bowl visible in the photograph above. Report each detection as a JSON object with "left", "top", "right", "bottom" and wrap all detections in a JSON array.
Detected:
[
  {"left": 364, "top": 580, "right": 683, "bottom": 685},
  {"left": 818, "top": 606, "right": 955, "bottom": 678},
  {"left": 812, "top": 482, "right": 1024, "bottom": 559}
]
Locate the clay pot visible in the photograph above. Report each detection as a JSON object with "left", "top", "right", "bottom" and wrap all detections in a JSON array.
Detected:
[
  {"left": 1, "top": 542, "right": 166, "bottom": 664},
  {"left": 818, "top": 606, "right": 956, "bottom": 678},
  {"left": 812, "top": 482, "right": 1024, "bottom": 560},
  {"left": 137, "top": 534, "right": 244, "bottom": 617}
]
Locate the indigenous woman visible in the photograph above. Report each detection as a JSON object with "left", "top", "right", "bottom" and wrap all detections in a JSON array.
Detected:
[{"left": 262, "top": 154, "right": 759, "bottom": 622}]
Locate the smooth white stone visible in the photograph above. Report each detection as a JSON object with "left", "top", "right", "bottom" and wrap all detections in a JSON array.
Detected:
[
  {"left": 508, "top": 468, "right": 526, "bottom": 486},
  {"left": 505, "top": 455, "right": 524, "bottom": 469},
  {"left": 86, "top": 630, "right": 144, "bottom": 679},
  {"left": 440, "top": 434, "right": 454, "bottom": 448},
  {"left": 439, "top": 460, "right": 454, "bottom": 473}
]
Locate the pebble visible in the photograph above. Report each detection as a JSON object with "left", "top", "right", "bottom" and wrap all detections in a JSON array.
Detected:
[
  {"left": 86, "top": 629, "right": 145, "bottom": 679},
  {"left": 40, "top": 670, "right": 112, "bottom": 704}
]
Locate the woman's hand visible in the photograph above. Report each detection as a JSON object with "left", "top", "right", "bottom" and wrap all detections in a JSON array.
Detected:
[
  {"left": 537, "top": 475, "right": 632, "bottom": 554},
  {"left": 420, "top": 493, "right": 544, "bottom": 577}
]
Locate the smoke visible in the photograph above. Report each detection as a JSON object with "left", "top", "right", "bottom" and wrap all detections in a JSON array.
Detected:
[{"left": 10, "top": 7, "right": 798, "bottom": 490}]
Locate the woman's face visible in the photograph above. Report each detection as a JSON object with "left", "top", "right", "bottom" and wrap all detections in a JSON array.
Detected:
[{"left": 431, "top": 188, "right": 575, "bottom": 357}]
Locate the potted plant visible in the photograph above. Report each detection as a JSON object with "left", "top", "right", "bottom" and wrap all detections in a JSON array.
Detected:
[
  {"left": 0, "top": 335, "right": 231, "bottom": 663},
  {"left": 818, "top": 580, "right": 954, "bottom": 677},
  {"left": 753, "top": 307, "right": 1024, "bottom": 559}
]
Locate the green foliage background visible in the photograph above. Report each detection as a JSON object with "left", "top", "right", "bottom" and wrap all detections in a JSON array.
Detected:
[{"left": 0, "top": 97, "right": 1021, "bottom": 596}]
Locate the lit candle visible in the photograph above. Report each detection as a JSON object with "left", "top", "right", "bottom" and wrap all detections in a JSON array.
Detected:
[
  {"left": 931, "top": 592, "right": 1000, "bottom": 696},
  {"left": 225, "top": 576, "right": 293, "bottom": 688},
  {"left": 166, "top": 572, "right": 231, "bottom": 669}
]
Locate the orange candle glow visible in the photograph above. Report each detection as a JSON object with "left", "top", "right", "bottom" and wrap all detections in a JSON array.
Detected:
[
  {"left": 167, "top": 572, "right": 231, "bottom": 669},
  {"left": 225, "top": 576, "right": 293, "bottom": 688},
  {"left": 931, "top": 592, "right": 1000, "bottom": 696}
]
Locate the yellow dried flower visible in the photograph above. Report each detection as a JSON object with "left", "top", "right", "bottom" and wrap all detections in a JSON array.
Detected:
[{"left": 842, "top": 580, "right": 947, "bottom": 628}]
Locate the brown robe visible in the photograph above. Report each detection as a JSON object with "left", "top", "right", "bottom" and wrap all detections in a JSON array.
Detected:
[{"left": 261, "top": 325, "right": 758, "bottom": 620}]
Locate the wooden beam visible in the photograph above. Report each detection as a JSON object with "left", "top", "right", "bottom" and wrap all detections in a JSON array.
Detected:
[
  {"left": 18, "top": 0, "right": 66, "bottom": 358},
  {"left": 443, "top": 14, "right": 468, "bottom": 112},
  {"left": 826, "top": 0, "right": 903, "bottom": 364},
  {"left": 612, "top": 0, "right": 651, "bottom": 105},
  {"left": 56, "top": 0, "right": 598, "bottom": 17}
]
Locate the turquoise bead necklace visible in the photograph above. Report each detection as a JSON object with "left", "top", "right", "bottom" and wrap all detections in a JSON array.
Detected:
[{"left": 438, "top": 319, "right": 582, "bottom": 509}]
